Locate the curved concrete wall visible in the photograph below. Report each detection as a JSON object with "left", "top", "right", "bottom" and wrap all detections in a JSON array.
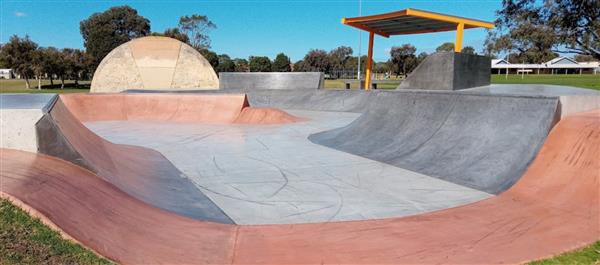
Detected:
[
  {"left": 91, "top": 37, "right": 219, "bottom": 93},
  {"left": 308, "top": 92, "right": 559, "bottom": 194},
  {"left": 219, "top": 72, "right": 324, "bottom": 90},
  {"left": 0, "top": 94, "right": 56, "bottom": 152},
  {"left": 398, "top": 52, "right": 491, "bottom": 90}
]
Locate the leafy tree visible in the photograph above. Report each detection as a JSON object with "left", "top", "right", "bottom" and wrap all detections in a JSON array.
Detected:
[
  {"left": 248, "top": 56, "right": 272, "bottom": 72},
  {"left": 199, "top": 49, "right": 219, "bottom": 69},
  {"left": 436, "top": 42, "right": 455, "bottom": 52},
  {"left": 373, "top": 62, "right": 389, "bottom": 74},
  {"left": 299, "top": 49, "right": 329, "bottom": 72},
  {"left": 462, "top": 46, "right": 476, "bottom": 55},
  {"left": 31, "top": 49, "right": 46, "bottom": 90},
  {"left": 389, "top": 44, "right": 418, "bottom": 75},
  {"left": 216, "top": 54, "right": 235, "bottom": 73},
  {"left": 152, "top": 28, "right": 190, "bottom": 43},
  {"left": 328, "top": 46, "right": 353, "bottom": 76},
  {"left": 292, "top": 60, "right": 304, "bottom": 72},
  {"left": 80, "top": 6, "right": 150, "bottom": 68},
  {"left": 574, "top": 54, "right": 598, "bottom": 62},
  {"left": 178, "top": 14, "right": 216, "bottom": 50},
  {"left": 62, "top": 48, "right": 88, "bottom": 86},
  {"left": 0, "top": 35, "right": 37, "bottom": 89},
  {"left": 487, "top": 0, "right": 599, "bottom": 61},
  {"left": 272, "top": 53, "right": 291, "bottom": 72},
  {"left": 233, "top": 58, "right": 249, "bottom": 72}
]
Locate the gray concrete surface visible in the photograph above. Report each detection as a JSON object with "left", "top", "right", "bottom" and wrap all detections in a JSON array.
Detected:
[
  {"left": 466, "top": 84, "right": 600, "bottom": 118},
  {"left": 36, "top": 101, "right": 233, "bottom": 224},
  {"left": 0, "top": 94, "right": 56, "bottom": 152},
  {"left": 309, "top": 92, "right": 559, "bottom": 194},
  {"left": 398, "top": 52, "right": 491, "bottom": 90},
  {"left": 87, "top": 110, "right": 491, "bottom": 225},
  {"left": 219, "top": 72, "right": 324, "bottom": 90}
]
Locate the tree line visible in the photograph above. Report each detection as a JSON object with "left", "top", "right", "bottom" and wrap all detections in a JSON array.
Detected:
[{"left": 485, "top": 0, "right": 599, "bottom": 63}]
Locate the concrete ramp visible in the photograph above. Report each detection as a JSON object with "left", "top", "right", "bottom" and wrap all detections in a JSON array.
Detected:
[
  {"left": 309, "top": 92, "right": 559, "bottom": 194},
  {"left": 35, "top": 93, "right": 301, "bottom": 223},
  {"left": 1, "top": 109, "right": 598, "bottom": 264}
]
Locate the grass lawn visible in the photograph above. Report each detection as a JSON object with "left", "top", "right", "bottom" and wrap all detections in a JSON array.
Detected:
[
  {"left": 528, "top": 241, "right": 600, "bottom": 265},
  {"left": 491, "top": 74, "right": 600, "bottom": 90},
  {"left": 0, "top": 199, "right": 112, "bottom": 264},
  {"left": 0, "top": 79, "right": 90, "bottom": 94}
]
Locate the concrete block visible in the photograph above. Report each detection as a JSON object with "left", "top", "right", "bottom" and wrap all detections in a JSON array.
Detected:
[
  {"left": 398, "top": 52, "right": 491, "bottom": 90},
  {"left": 219, "top": 72, "right": 324, "bottom": 90},
  {"left": 0, "top": 94, "right": 56, "bottom": 152}
]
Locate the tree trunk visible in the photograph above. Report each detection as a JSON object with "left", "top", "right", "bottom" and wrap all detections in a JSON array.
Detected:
[
  {"left": 60, "top": 77, "right": 65, "bottom": 89},
  {"left": 50, "top": 76, "right": 54, "bottom": 86},
  {"left": 24, "top": 77, "right": 31, "bottom": 89},
  {"left": 37, "top": 76, "right": 42, "bottom": 90}
]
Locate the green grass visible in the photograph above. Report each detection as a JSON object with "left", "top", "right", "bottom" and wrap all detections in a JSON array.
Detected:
[
  {"left": 0, "top": 199, "right": 112, "bottom": 265},
  {"left": 491, "top": 74, "right": 600, "bottom": 90},
  {"left": 528, "top": 241, "right": 600, "bottom": 265},
  {"left": 0, "top": 79, "right": 90, "bottom": 94}
]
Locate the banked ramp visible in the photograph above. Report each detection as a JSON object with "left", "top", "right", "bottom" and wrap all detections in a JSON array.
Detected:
[
  {"left": 1, "top": 109, "right": 598, "bottom": 264},
  {"left": 308, "top": 91, "right": 559, "bottom": 194},
  {"left": 35, "top": 93, "right": 299, "bottom": 223}
]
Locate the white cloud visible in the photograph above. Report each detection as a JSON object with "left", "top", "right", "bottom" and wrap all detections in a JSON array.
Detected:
[{"left": 14, "top": 12, "right": 26, "bottom": 17}]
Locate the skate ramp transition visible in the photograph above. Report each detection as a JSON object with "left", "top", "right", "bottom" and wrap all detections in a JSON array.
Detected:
[
  {"left": 219, "top": 72, "right": 325, "bottom": 90},
  {"left": 35, "top": 93, "right": 300, "bottom": 223},
  {"left": 1, "top": 109, "right": 598, "bottom": 264},
  {"left": 184, "top": 89, "right": 559, "bottom": 194},
  {"left": 308, "top": 91, "right": 559, "bottom": 194}
]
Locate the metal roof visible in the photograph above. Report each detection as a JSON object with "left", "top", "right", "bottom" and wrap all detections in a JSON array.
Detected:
[{"left": 342, "top": 8, "right": 494, "bottom": 38}]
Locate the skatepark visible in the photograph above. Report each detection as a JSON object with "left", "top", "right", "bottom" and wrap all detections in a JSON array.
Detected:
[{"left": 1, "top": 9, "right": 600, "bottom": 265}]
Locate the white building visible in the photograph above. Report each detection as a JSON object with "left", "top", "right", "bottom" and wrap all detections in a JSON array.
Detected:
[
  {"left": 491, "top": 57, "right": 599, "bottom": 74},
  {"left": 0, "top": 69, "right": 14, "bottom": 79}
]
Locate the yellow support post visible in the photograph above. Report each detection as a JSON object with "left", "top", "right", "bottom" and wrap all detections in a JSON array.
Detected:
[
  {"left": 455, "top": 23, "right": 464, "bottom": 53},
  {"left": 365, "top": 31, "right": 375, "bottom": 90}
]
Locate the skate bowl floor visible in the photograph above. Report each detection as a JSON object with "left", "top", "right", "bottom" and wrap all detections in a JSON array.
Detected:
[{"left": 1, "top": 88, "right": 599, "bottom": 264}]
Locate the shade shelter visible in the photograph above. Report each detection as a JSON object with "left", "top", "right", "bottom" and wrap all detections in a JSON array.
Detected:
[{"left": 342, "top": 8, "right": 494, "bottom": 90}]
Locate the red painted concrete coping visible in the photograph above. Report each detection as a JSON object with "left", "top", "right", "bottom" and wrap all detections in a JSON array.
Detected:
[
  {"left": 58, "top": 93, "right": 303, "bottom": 124},
  {"left": 1, "top": 110, "right": 599, "bottom": 264}
]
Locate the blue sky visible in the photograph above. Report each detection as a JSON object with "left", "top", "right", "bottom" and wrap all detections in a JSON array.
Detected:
[{"left": 1, "top": 0, "right": 502, "bottom": 62}]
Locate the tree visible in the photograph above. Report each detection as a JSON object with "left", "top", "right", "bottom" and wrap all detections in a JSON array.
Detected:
[
  {"left": 389, "top": 44, "right": 418, "bottom": 76},
  {"left": 328, "top": 46, "right": 353, "bottom": 77},
  {"left": 248, "top": 56, "right": 272, "bottom": 72},
  {"left": 487, "top": 0, "right": 599, "bottom": 61},
  {"left": 80, "top": 6, "right": 150, "bottom": 68},
  {"left": 199, "top": 49, "right": 219, "bottom": 69},
  {"left": 152, "top": 28, "right": 190, "bottom": 43},
  {"left": 272, "top": 53, "right": 291, "bottom": 72},
  {"left": 574, "top": 54, "right": 598, "bottom": 62},
  {"left": 216, "top": 54, "right": 235, "bottom": 73},
  {"left": 299, "top": 49, "right": 329, "bottom": 72},
  {"left": 62, "top": 48, "right": 88, "bottom": 86},
  {"left": 233, "top": 58, "right": 249, "bottom": 72},
  {"left": 436, "top": 42, "right": 455, "bottom": 52},
  {"left": 178, "top": 14, "right": 216, "bottom": 50},
  {"left": 0, "top": 35, "right": 37, "bottom": 89},
  {"left": 462, "top": 46, "right": 476, "bottom": 55}
]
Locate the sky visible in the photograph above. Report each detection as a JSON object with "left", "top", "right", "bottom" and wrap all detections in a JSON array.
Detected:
[{"left": 1, "top": 0, "right": 503, "bottom": 62}]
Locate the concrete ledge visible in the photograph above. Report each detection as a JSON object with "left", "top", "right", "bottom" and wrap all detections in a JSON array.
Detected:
[
  {"left": 0, "top": 94, "right": 57, "bottom": 152},
  {"left": 219, "top": 72, "right": 324, "bottom": 90},
  {"left": 398, "top": 52, "right": 491, "bottom": 90}
]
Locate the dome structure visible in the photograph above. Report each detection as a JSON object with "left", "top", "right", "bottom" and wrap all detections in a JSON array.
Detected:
[{"left": 90, "top": 36, "right": 219, "bottom": 93}]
